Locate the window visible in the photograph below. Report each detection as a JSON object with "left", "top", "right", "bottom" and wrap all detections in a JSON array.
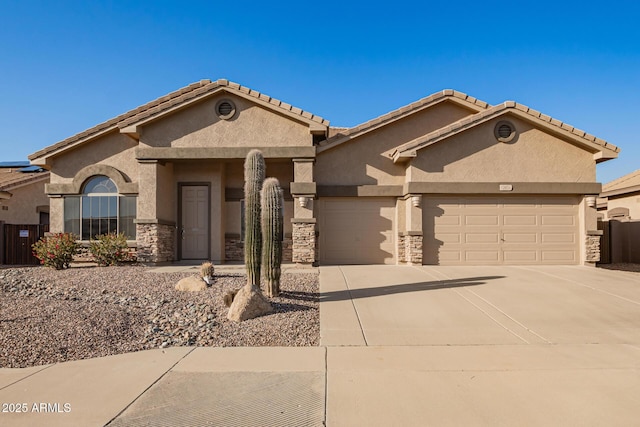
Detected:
[{"left": 64, "top": 176, "right": 137, "bottom": 240}]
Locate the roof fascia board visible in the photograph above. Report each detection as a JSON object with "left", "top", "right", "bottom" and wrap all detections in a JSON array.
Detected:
[{"left": 600, "top": 184, "right": 640, "bottom": 198}]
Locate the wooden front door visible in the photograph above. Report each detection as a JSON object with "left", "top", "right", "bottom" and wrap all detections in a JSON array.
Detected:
[{"left": 180, "top": 185, "right": 209, "bottom": 259}]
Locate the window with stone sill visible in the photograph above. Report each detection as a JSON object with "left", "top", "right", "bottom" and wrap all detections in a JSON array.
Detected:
[{"left": 63, "top": 175, "right": 137, "bottom": 240}]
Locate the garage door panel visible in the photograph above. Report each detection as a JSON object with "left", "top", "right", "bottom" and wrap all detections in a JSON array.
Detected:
[
  {"left": 503, "top": 233, "right": 537, "bottom": 243},
  {"left": 439, "top": 250, "right": 462, "bottom": 262},
  {"left": 465, "top": 215, "right": 499, "bottom": 226},
  {"left": 424, "top": 196, "right": 579, "bottom": 265},
  {"left": 503, "top": 215, "right": 537, "bottom": 226},
  {"left": 541, "top": 215, "right": 575, "bottom": 226},
  {"left": 542, "top": 233, "right": 575, "bottom": 243},
  {"left": 503, "top": 251, "right": 538, "bottom": 262},
  {"left": 542, "top": 251, "right": 576, "bottom": 262},
  {"left": 435, "top": 233, "right": 461, "bottom": 243},
  {"left": 434, "top": 214, "right": 461, "bottom": 226},
  {"left": 466, "top": 251, "right": 500, "bottom": 262},
  {"left": 465, "top": 233, "right": 499, "bottom": 243}
]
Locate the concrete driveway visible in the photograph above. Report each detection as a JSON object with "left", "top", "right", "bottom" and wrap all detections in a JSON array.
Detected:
[
  {"left": 321, "top": 265, "right": 640, "bottom": 426},
  {"left": 2, "top": 265, "right": 638, "bottom": 426}
]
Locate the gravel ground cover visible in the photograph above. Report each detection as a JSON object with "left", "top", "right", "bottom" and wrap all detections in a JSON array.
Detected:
[{"left": 0, "top": 265, "right": 319, "bottom": 368}]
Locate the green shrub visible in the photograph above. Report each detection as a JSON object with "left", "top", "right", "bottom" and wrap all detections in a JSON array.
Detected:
[
  {"left": 32, "top": 233, "right": 79, "bottom": 270},
  {"left": 89, "top": 232, "right": 130, "bottom": 266}
]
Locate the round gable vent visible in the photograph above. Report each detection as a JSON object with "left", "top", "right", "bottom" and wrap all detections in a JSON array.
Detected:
[
  {"left": 216, "top": 99, "right": 236, "bottom": 120},
  {"left": 494, "top": 120, "right": 517, "bottom": 143}
]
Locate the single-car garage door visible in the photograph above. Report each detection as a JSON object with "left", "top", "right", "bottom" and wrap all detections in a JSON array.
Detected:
[
  {"left": 423, "top": 196, "right": 579, "bottom": 265},
  {"left": 318, "top": 198, "right": 395, "bottom": 264}
]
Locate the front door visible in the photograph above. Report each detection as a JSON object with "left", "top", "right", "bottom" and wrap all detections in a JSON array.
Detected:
[{"left": 180, "top": 185, "right": 209, "bottom": 259}]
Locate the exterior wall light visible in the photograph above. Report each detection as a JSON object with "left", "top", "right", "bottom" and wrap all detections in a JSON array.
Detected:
[
  {"left": 411, "top": 195, "right": 422, "bottom": 208},
  {"left": 586, "top": 196, "right": 597, "bottom": 207},
  {"left": 298, "top": 196, "right": 309, "bottom": 207}
]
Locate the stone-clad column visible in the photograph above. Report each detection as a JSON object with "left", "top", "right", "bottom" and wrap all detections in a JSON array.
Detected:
[
  {"left": 398, "top": 194, "right": 423, "bottom": 265},
  {"left": 290, "top": 158, "right": 316, "bottom": 266}
]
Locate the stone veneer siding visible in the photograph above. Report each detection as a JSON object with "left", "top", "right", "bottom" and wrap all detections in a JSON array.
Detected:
[
  {"left": 397, "top": 235, "right": 406, "bottom": 263},
  {"left": 398, "top": 233, "right": 423, "bottom": 264},
  {"left": 292, "top": 222, "right": 316, "bottom": 264},
  {"left": 585, "top": 234, "right": 601, "bottom": 263},
  {"left": 136, "top": 223, "right": 175, "bottom": 263},
  {"left": 224, "top": 235, "right": 292, "bottom": 262}
]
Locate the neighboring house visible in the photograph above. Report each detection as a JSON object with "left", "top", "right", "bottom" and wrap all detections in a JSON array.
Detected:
[
  {"left": 28, "top": 79, "right": 619, "bottom": 266},
  {"left": 596, "top": 170, "right": 640, "bottom": 264},
  {"left": 598, "top": 169, "right": 640, "bottom": 220},
  {"left": 0, "top": 162, "right": 50, "bottom": 225}
]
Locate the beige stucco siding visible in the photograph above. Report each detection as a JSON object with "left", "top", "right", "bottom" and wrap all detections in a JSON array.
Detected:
[
  {"left": 0, "top": 180, "right": 49, "bottom": 224},
  {"left": 224, "top": 160, "right": 294, "bottom": 237},
  {"left": 606, "top": 196, "right": 640, "bottom": 220},
  {"left": 316, "top": 102, "right": 474, "bottom": 186},
  {"left": 225, "top": 200, "right": 293, "bottom": 237},
  {"left": 49, "top": 132, "right": 138, "bottom": 185},
  {"left": 224, "top": 160, "right": 293, "bottom": 189},
  {"left": 140, "top": 95, "right": 312, "bottom": 149},
  {"left": 409, "top": 117, "right": 595, "bottom": 183}
]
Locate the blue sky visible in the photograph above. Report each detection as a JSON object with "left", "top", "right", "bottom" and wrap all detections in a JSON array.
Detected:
[{"left": 1, "top": 0, "right": 638, "bottom": 183}]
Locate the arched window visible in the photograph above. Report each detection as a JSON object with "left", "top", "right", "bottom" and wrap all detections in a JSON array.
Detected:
[{"left": 63, "top": 175, "right": 137, "bottom": 240}]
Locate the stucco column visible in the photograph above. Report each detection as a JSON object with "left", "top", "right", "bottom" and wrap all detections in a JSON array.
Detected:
[
  {"left": 135, "top": 160, "right": 176, "bottom": 263},
  {"left": 47, "top": 195, "right": 64, "bottom": 234},
  {"left": 291, "top": 158, "right": 316, "bottom": 265}
]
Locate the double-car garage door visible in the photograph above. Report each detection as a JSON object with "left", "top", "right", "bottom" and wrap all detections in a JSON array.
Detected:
[
  {"left": 424, "top": 196, "right": 579, "bottom": 265},
  {"left": 318, "top": 196, "right": 579, "bottom": 265}
]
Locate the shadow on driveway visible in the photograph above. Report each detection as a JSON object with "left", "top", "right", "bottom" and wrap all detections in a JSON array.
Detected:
[{"left": 320, "top": 276, "right": 505, "bottom": 302}]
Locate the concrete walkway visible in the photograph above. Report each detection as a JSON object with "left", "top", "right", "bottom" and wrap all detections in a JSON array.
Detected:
[{"left": 1, "top": 265, "right": 639, "bottom": 426}]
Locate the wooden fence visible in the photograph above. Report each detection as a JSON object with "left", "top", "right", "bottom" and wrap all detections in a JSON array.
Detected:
[
  {"left": 597, "top": 219, "right": 640, "bottom": 264},
  {"left": 1, "top": 223, "right": 49, "bottom": 265}
]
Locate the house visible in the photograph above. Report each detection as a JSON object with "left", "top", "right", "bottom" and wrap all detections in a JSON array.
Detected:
[
  {"left": 596, "top": 170, "right": 640, "bottom": 264},
  {"left": 0, "top": 162, "right": 50, "bottom": 225},
  {"left": 28, "top": 79, "right": 619, "bottom": 266},
  {"left": 598, "top": 169, "right": 640, "bottom": 220},
  {"left": 0, "top": 162, "right": 50, "bottom": 265}
]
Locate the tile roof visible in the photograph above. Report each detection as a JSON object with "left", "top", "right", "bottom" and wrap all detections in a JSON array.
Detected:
[
  {"left": 318, "top": 89, "right": 490, "bottom": 150},
  {"left": 29, "top": 79, "right": 328, "bottom": 161},
  {"left": 602, "top": 169, "right": 640, "bottom": 192},
  {"left": 392, "top": 101, "right": 619, "bottom": 162},
  {"left": 0, "top": 170, "right": 50, "bottom": 191}
]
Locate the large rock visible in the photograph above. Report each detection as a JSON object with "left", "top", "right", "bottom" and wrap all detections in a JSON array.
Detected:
[
  {"left": 175, "top": 276, "right": 208, "bottom": 292},
  {"left": 227, "top": 286, "right": 272, "bottom": 322}
]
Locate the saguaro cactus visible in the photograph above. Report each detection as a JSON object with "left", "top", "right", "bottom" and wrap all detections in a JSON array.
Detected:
[
  {"left": 261, "top": 177, "right": 283, "bottom": 297},
  {"left": 244, "top": 149, "right": 265, "bottom": 289}
]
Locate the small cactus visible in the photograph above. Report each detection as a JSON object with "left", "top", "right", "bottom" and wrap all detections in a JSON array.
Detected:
[
  {"left": 261, "top": 177, "right": 283, "bottom": 297},
  {"left": 200, "top": 261, "right": 215, "bottom": 285},
  {"left": 244, "top": 149, "right": 265, "bottom": 289}
]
